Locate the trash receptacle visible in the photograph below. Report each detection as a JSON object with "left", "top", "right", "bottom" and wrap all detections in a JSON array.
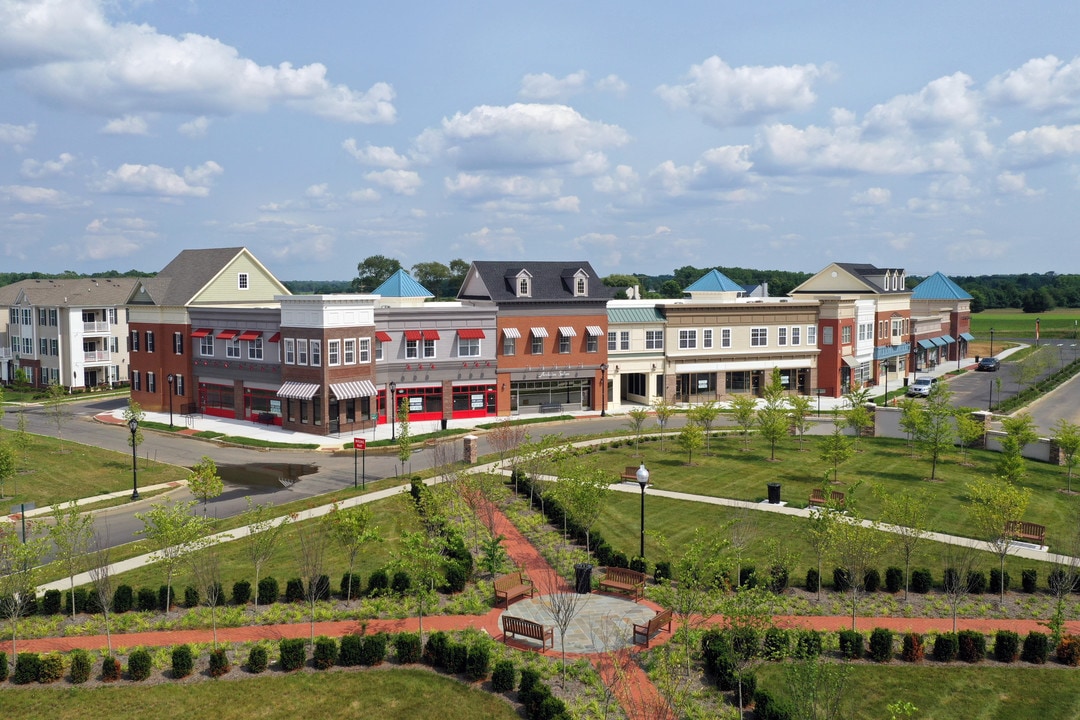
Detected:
[
  {"left": 441, "top": 418, "right": 448, "bottom": 430},
  {"left": 767, "top": 482, "right": 781, "bottom": 504},
  {"left": 574, "top": 563, "right": 593, "bottom": 594}
]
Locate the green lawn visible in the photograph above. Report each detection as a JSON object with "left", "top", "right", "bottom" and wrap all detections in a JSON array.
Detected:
[
  {"left": 0, "top": 667, "right": 521, "bottom": 720},
  {"left": 970, "top": 308, "right": 1080, "bottom": 340}
]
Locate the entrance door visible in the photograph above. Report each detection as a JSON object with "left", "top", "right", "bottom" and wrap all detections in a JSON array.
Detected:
[{"left": 329, "top": 399, "right": 340, "bottom": 434}]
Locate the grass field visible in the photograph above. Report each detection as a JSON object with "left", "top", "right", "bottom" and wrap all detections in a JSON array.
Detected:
[
  {"left": 0, "top": 667, "right": 521, "bottom": 720},
  {"left": 970, "top": 308, "right": 1080, "bottom": 340}
]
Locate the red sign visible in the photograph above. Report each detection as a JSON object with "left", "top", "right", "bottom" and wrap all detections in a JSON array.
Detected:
[{"left": 353, "top": 438, "right": 366, "bottom": 450}]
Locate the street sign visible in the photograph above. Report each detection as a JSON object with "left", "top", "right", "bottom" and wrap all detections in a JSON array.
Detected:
[
  {"left": 813, "top": 388, "right": 827, "bottom": 395},
  {"left": 353, "top": 438, "right": 366, "bottom": 450}
]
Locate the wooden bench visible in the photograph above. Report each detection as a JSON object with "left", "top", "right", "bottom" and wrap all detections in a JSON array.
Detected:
[
  {"left": 539, "top": 403, "right": 564, "bottom": 413},
  {"left": 1007, "top": 520, "right": 1046, "bottom": 545},
  {"left": 621, "top": 466, "right": 639, "bottom": 481},
  {"left": 633, "top": 608, "right": 673, "bottom": 647},
  {"left": 501, "top": 615, "right": 554, "bottom": 650},
  {"left": 493, "top": 571, "right": 534, "bottom": 608},
  {"left": 809, "top": 488, "right": 846, "bottom": 508},
  {"left": 598, "top": 567, "right": 646, "bottom": 601}
]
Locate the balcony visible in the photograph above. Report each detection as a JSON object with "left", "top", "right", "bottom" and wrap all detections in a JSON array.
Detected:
[
  {"left": 83, "top": 350, "right": 112, "bottom": 364},
  {"left": 83, "top": 321, "right": 111, "bottom": 334}
]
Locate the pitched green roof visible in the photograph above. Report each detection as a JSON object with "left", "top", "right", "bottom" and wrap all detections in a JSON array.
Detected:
[
  {"left": 373, "top": 269, "right": 434, "bottom": 298},
  {"left": 911, "top": 271, "right": 972, "bottom": 300},
  {"left": 685, "top": 269, "right": 743, "bottom": 293}
]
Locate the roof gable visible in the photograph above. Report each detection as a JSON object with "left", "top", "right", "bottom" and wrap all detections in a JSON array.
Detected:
[
  {"left": 792, "top": 262, "right": 909, "bottom": 295},
  {"left": 685, "top": 269, "right": 743, "bottom": 293},
  {"left": 911, "top": 272, "right": 973, "bottom": 300},
  {"left": 136, "top": 247, "right": 289, "bottom": 307}
]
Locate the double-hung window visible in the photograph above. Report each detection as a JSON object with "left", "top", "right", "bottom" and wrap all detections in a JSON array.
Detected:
[
  {"left": 359, "top": 338, "right": 371, "bottom": 363},
  {"left": 645, "top": 330, "right": 663, "bottom": 350},
  {"left": 405, "top": 340, "right": 419, "bottom": 359},
  {"left": 459, "top": 338, "right": 480, "bottom": 357},
  {"left": 310, "top": 340, "right": 321, "bottom": 366},
  {"left": 619, "top": 331, "right": 630, "bottom": 351},
  {"left": 678, "top": 330, "right": 697, "bottom": 349},
  {"left": 751, "top": 328, "right": 768, "bottom": 347},
  {"left": 807, "top": 326, "right": 817, "bottom": 345},
  {"left": 226, "top": 338, "right": 241, "bottom": 358},
  {"left": 703, "top": 329, "right": 713, "bottom": 349},
  {"left": 721, "top": 328, "right": 732, "bottom": 348},
  {"left": 791, "top": 326, "right": 801, "bottom": 346},
  {"left": 343, "top": 339, "right": 356, "bottom": 364},
  {"left": 328, "top": 339, "right": 341, "bottom": 366},
  {"left": 248, "top": 337, "right": 264, "bottom": 360},
  {"left": 297, "top": 340, "right": 308, "bottom": 365},
  {"left": 423, "top": 339, "right": 436, "bottom": 358},
  {"left": 200, "top": 336, "right": 214, "bottom": 356},
  {"left": 778, "top": 327, "right": 788, "bottom": 346}
]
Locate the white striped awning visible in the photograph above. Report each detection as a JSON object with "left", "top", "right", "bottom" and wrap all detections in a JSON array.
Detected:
[
  {"left": 330, "top": 380, "right": 378, "bottom": 399},
  {"left": 530, "top": 327, "right": 549, "bottom": 338},
  {"left": 502, "top": 327, "right": 521, "bottom": 339},
  {"left": 558, "top": 326, "right": 577, "bottom": 337},
  {"left": 277, "top": 381, "right": 320, "bottom": 399},
  {"left": 586, "top": 326, "right": 604, "bottom": 336}
]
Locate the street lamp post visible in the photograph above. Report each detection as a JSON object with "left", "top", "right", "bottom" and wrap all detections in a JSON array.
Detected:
[
  {"left": 989, "top": 327, "right": 995, "bottom": 358},
  {"left": 166, "top": 374, "right": 175, "bottom": 429},
  {"left": 600, "top": 363, "right": 608, "bottom": 416},
  {"left": 636, "top": 462, "right": 650, "bottom": 559},
  {"left": 880, "top": 361, "right": 890, "bottom": 406},
  {"left": 389, "top": 381, "right": 397, "bottom": 441},
  {"left": 128, "top": 417, "right": 140, "bottom": 501}
]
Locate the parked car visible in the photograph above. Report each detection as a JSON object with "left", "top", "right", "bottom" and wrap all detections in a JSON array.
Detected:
[
  {"left": 976, "top": 356, "right": 1000, "bottom": 372},
  {"left": 906, "top": 376, "right": 938, "bottom": 397}
]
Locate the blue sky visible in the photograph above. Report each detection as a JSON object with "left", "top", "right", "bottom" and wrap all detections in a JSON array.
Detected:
[{"left": 3, "top": 1, "right": 1080, "bottom": 281}]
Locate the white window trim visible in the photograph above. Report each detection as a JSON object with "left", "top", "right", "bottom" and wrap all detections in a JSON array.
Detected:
[
  {"left": 328, "top": 339, "right": 341, "bottom": 366},
  {"left": 703, "top": 328, "right": 713, "bottom": 349},
  {"left": 750, "top": 327, "right": 768, "bottom": 347},
  {"left": 238, "top": 272, "right": 249, "bottom": 290}
]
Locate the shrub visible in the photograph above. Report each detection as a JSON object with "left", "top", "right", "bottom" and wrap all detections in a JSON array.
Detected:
[
  {"left": 654, "top": 560, "right": 672, "bottom": 583},
  {"left": 629, "top": 556, "right": 648, "bottom": 574},
  {"left": 966, "top": 570, "right": 987, "bottom": 595},
  {"left": 258, "top": 576, "right": 279, "bottom": 604},
  {"left": 863, "top": 568, "right": 881, "bottom": 593},
  {"left": 990, "top": 569, "right": 1011, "bottom": 595},
  {"left": 1022, "top": 632, "right": 1050, "bottom": 664},
  {"left": 869, "top": 628, "right": 893, "bottom": 662},
  {"left": 447, "top": 641, "right": 469, "bottom": 674},
  {"left": 445, "top": 562, "right": 468, "bottom": 593},
  {"left": 610, "top": 551, "right": 629, "bottom": 569},
  {"left": 958, "top": 630, "right": 986, "bottom": 662},
  {"left": 753, "top": 688, "right": 795, "bottom": 720},
  {"left": 172, "top": 644, "right": 195, "bottom": 678},
  {"left": 184, "top": 585, "right": 200, "bottom": 608},
  {"left": 1022, "top": 568, "right": 1038, "bottom": 593},
  {"left": 763, "top": 628, "right": 790, "bottom": 660},
  {"left": 360, "top": 633, "right": 388, "bottom": 666},
  {"left": 0, "top": 652, "right": 6, "bottom": 682},
  {"left": 805, "top": 568, "right": 819, "bottom": 593},
  {"left": 313, "top": 574, "right": 331, "bottom": 601},
  {"left": 285, "top": 578, "right": 305, "bottom": 603},
  {"left": 884, "top": 567, "right": 903, "bottom": 594},
  {"left": 70, "top": 649, "right": 92, "bottom": 684},
  {"left": 38, "top": 652, "right": 63, "bottom": 683},
  {"left": 279, "top": 638, "right": 306, "bottom": 671},
  {"left": 208, "top": 648, "right": 230, "bottom": 677},
  {"left": 933, "top": 633, "right": 958, "bottom": 662},
  {"left": 492, "top": 659, "right": 516, "bottom": 692},
  {"left": 424, "top": 631, "right": 450, "bottom": 668},
  {"left": 391, "top": 571, "right": 412, "bottom": 595},
  {"left": 519, "top": 666, "right": 541, "bottom": 693},
  {"left": 340, "top": 573, "right": 362, "bottom": 600},
  {"left": 113, "top": 584, "right": 134, "bottom": 613},
  {"left": 594, "top": 542, "right": 613, "bottom": 567},
  {"left": 838, "top": 630, "right": 864, "bottom": 659},
  {"left": 367, "top": 568, "right": 390, "bottom": 596},
  {"left": 1058, "top": 635, "right": 1080, "bottom": 666},
  {"left": 102, "top": 655, "right": 121, "bottom": 682},
  {"left": 901, "top": 633, "right": 924, "bottom": 662},
  {"left": 158, "top": 585, "right": 170, "bottom": 611},
  {"left": 833, "top": 567, "right": 850, "bottom": 593},
  {"left": 42, "top": 589, "right": 62, "bottom": 615},
  {"left": 735, "top": 672, "right": 757, "bottom": 707},
  {"left": 65, "top": 588, "right": 89, "bottom": 615},
  {"left": 466, "top": 642, "right": 491, "bottom": 681},
  {"left": 12, "top": 653, "right": 40, "bottom": 684},
  {"left": 232, "top": 580, "right": 252, "bottom": 606},
  {"left": 137, "top": 587, "right": 157, "bottom": 612},
  {"left": 313, "top": 636, "right": 338, "bottom": 670},
  {"left": 128, "top": 648, "right": 153, "bottom": 681},
  {"left": 910, "top": 568, "right": 932, "bottom": 594},
  {"left": 394, "top": 633, "right": 422, "bottom": 664},
  {"left": 767, "top": 564, "right": 789, "bottom": 593},
  {"left": 795, "top": 630, "right": 823, "bottom": 659},
  {"left": 338, "top": 634, "right": 364, "bottom": 666},
  {"left": 740, "top": 566, "right": 757, "bottom": 588},
  {"left": 247, "top": 645, "right": 268, "bottom": 673},
  {"left": 995, "top": 630, "right": 1020, "bottom": 663}
]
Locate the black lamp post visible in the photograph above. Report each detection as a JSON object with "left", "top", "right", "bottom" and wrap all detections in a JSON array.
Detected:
[
  {"left": 389, "top": 381, "right": 397, "bottom": 441},
  {"left": 636, "top": 462, "right": 650, "bottom": 559},
  {"left": 989, "top": 327, "right": 995, "bottom": 358},
  {"left": 600, "top": 363, "right": 608, "bottom": 416},
  {"left": 880, "top": 361, "right": 890, "bottom": 406},
  {"left": 166, "top": 374, "right": 175, "bottom": 429},
  {"left": 128, "top": 417, "right": 140, "bottom": 501}
]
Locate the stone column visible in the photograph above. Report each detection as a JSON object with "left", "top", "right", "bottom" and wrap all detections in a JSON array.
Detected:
[{"left": 463, "top": 434, "right": 479, "bottom": 464}]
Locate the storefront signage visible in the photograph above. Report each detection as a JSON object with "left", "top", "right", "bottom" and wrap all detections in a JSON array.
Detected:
[
  {"left": 471, "top": 393, "right": 485, "bottom": 409},
  {"left": 536, "top": 371, "right": 571, "bottom": 379},
  {"left": 409, "top": 397, "right": 423, "bottom": 412}
]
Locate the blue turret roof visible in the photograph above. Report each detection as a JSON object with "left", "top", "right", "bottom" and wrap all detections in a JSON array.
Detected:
[
  {"left": 685, "top": 269, "right": 743, "bottom": 293},
  {"left": 373, "top": 269, "right": 434, "bottom": 298},
  {"left": 911, "top": 271, "right": 972, "bottom": 300}
]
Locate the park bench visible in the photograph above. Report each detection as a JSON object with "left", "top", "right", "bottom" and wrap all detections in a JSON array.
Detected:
[
  {"left": 1007, "top": 520, "right": 1046, "bottom": 545},
  {"left": 633, "top": 608, "right": 673, "bottom": 647},
  {"left": 494, "top": 571, "right": 534, "bottom": 607},
  {"left": 809, "top": 488, "right": 846, "bottom": 508},
  {"left": 501, "top": 615, "right": 554, "bottom": 650},
  {"left": 598, "top": 567, "right": 646, "bottom": 601},
  {"left": 621, "top": 466, "right": 639, "bottom": 481},
  {"left": 539, "top": 402, "right": 564, "bottom": 413}
]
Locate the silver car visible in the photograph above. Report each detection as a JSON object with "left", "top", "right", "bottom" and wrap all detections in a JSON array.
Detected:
[{"left": 906, "top": 376, "right": 937, "bottom": 397}]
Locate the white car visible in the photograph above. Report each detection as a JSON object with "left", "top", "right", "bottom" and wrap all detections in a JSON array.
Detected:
[{"left": 906, "top": 376, "right": 938, "bottom": 398}]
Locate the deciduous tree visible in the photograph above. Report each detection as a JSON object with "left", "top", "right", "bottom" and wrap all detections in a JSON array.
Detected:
[
  {"left": 688, "top": 400, "right": 720, "bottom": 454},
  {"left": 875, "top": 486, "right": 929, "bottom": 601},
  {"left": 652, "top": 398, "right": 676, "bottom": 451},
  {"left": 394, "top": 530, "right": 447, "bottom": 643},
  {"left": 967, "top": 476, "right": 1031, "bottom": 606},
  {"left": 294, "top": 520, "right": 328, "bottom": 645},
  {"left": 831, "top": 507, "right": 888, "bottom": 630},
  {"left": 43, "top": 382, "right": 69, "bottom": 453},
  {"left": 122, "top": 399, "right": 145, "bottom": 449},
  {"left": 396, "top": 398, "right": 412, "bottom": 473},
  {"left": 997, "top": 413, "right": 1038, "bottom": 482},
  {"left": 626, "top": 408, "right": 649, "bottom": 455},
  {"left": 353, "top": 254, "right": 402, "bottom": 292},
  {"left": 915, "top": 383, "right": 955, "bottom": 480},
  {"left": 239, "top": 498, "right": 291, "bottom": 612},
  {"left": 324, "top": 503, "right": 381, "bottom": 604},
  {"left": 1052, "top": 419, "right": 1080, "bottom": 493},
  {"left": 757, "top": 368, "right": 789, "bottom": 461},
  {"left": 677, "top": 423, "right": 704, "bottom": 465},
  {"left": 954, "top": 409, "right": 986, "bottom": 466},
  {"left": 48, "top": 500, "right": 94, "bottom": 619},
  {"left": 818, "top": 424, "right": 854, "bottom": 484},
  {"left": 729, "top": 394, "right": 758, "bottom": 451},
  {"left": 135, "top": 499, "right": 210, "bottom": 613},
  {"left": 187, "top": 455, "right": 224, "bottom": 512},
  {"left": 787, "top": 394, "right": 814, "bottom": 450},
  {"left": 0, "top": 522, "right": 48, "bottom": 667}
]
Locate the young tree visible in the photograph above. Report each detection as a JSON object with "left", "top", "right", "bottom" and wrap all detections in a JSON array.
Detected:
[
  {"left": 967, "top": 476, "right": 1032, "bottom": 606},
  {"left": 0, "top": 444, "right": 14, "bottom": 499},
  {"left": 940, "top": 542, "right": 980, "bottom": 632},
  {"left": 88, "top": 533, "right": 115, "bottom": 654},
  {"left": 0, "top": 522, "right": 48, "bottom": 667},
  {"left": 727, "top": 507, "right": 758, "bottom": 590},
  {"left": 294, "top": 520, "right": 328, "bottom": 645},
  {"left": 188, "top": 536, "right": 225, "bottom": 647},
  {"left": 652, "top": 397, "right": 676, "bottom": 451},
  {"left": 718, "top": 584, "right": 775, "bottom": 710},
  {"left": 396, "top": 398, "right": 412, "bottom": 474},
  {"left": 757, "top": 368, "right": 790, "bottom": 461},
  {"left": 487, "top": 419, "right": 527, "bottom": 473},
  {"left": 43, "top": 382, "right": 69, "bottom": 453},
  {"left": 688, "top": 400, "right": 720, "bottom": 454},
  {"left": 239, "top": 498, "right": 291, "bottom": 612},
  {"left": 831, "top": 510, "right": 888, "bottom": 630},
  {"left": 818, "top": 424, "right": 854, "bottom": 484},
  {"left": 954, "top": 409, "right": 986, "bottom": 466},
  {"left": 555, "top": 464, "right": 611, "bottom": 557},
  {"left": 48, "top": 501, "right": 94, "bottom": 619},
  {"left": 677, "top": 423, "right": 704, "bottom": 465},
  {"left": 122, "top": 399, "right": 145, "bottom": 449},
  {"left": 626, "top": 407, "right": 650, "bottom": 455},
  {"left": 842, "top": 387, "right": 873, "bottom": 452},
  {"left": 784, "top": 655, "right": 852, "bottom": 720},
  {"left": 805, "top": 500, "right": 841, "bottom": 601},
  {"left": 787, "top": 394, "right": 814, "bottom": 450},
  {"left": 13, "top": 408, "right": 31, "bottom": 476},
  {"left": 324, "top": 503, "right": 381, "bottom": 604},
  {"left": 187, "top": 455, "right": 224, "bottom": 512},
  {"left": 394, "top": 529, "right": 447, "bottom": 643},
  {"left": 915, "top": 382, "right": 955, "bottom": 480},
  {"left": 897, "top": 398, "right": 925, "bottom": 456},
  {"left": 539, "top": 582, "right": 588, "bottom": 686},
  {"left": 875, "top": 486, "right": 930, "bottom": 601},
  {"left": 135, "top": 498, "right": 210, "bottom": 613},
  {"left": 519, "top": 434, "right": 565, "bottom": 515},
  {"left": 729, "top": 394, "right": 758, "bottom": 451},
  {"left": 997, "top": 414, "right": 1038, "bottom": 482},
  {"left": 1052, "top": 419, "right": 1080, "bottom": 493},
  {"left": 1046, "top": 507, "right": 1080, "bottom": 646}
]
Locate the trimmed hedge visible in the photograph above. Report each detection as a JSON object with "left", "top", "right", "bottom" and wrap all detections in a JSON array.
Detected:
[
  {"left": 805, "top": 568, "right": 819, "bottom": 593},
  {"left": 367, "top": 568, "right": 390, "bottom": 596},
  {"left": 113, "top": 584, "right": 134, "bottom": 613},
  {"left": 933, "top": 633, "right": 958, "bottom": 663},
  {"left": 258, "top": 576, "right": 279, "bottom": 605},
  {"left": 1022, "top": 632, "right": 1050, "bottom": 664},
  {"left": 1058, "top": 635, "right": 1080, "bottom": 666},
  {"left": 995, "top": 630, "right": 1020, "bottom": 663},
  {"left": 314, "top": 636, "right": 338, "bottom": 670},
  {"left": 863, "top": 568, "right": 880, "bottom": 593},
  {"left": 42, "top": 589, "right": 62, "bottom": 615},
  {"left": 137, "top": 587, "right": 157, "bottom": 612},
  {"left": 795, "top": 630, "right": 823, "bottom": 659},
  {"left": 990, "top": 569, "right": 1011, "bottom": 594},
  {"left": 958, "top": 630, "right": 986, "bottom": 663},
  {"left": 102, "top": 656, "right": 121, "bottom": 682},
  {"left": 359, "top": 633, "right": 388, "bottom": 666},
  {"left": 39, "top": 652, "right": 63, "bottom": 683},
  {"left": 279, "top": 638, "right": 306, "bottom": 671},
  {"left": 753, "top": 688, "right": 794, "bottom": 720},
  {"left": 492, "top": 659, "right": 516, "bottom": 692},
  {"left": 1022, "top": 568, "right": 1038, "bottom": 593},
  {"left": 285, "top": 578, "right": 305, "bottom": 603},
  {"left": 424, "top": 631, "right": 451, "bottom": 668},
  {"left": 394, "top": 632, "right": 422, "bottom": 664},
  {"left": 13, "top": 653, "right": 40, "bottom": 684},
  {"left": 885, "top": 567, "right": 903, "bottom": 594},
  {"left": 339, "top": 634, "right": 364, "bottom": 666},
  {"left": 838, "top": 630, "right": 864, "bottom": 660},
  {"left": 128, "top": 648, "right": 152, "bottom": 681},
  {"left": 70, "top": 649, "right": 92, "bottom": 684},
  {"left": 247, "top": 645, "right": 269, "bottom": 673},
  {"left": 232, "top": 580, "right": 252, "bottom": 606},
  {"left": 869, "top": 628, "right": 893, "bottom": 662},
  {"left": 172, "top": 644, "right": 195, "bottom": 678},
  {"left": 910, "top": 568, "right": 932, "bottom": 594},
  {"left": 466, "top": 642, "right": 491, "bottom": 681},
  {"left": 341, "top": 573, "right": 362, "bottom": 600},
  {"left": 208, "top": 648, "right": 230, "bottom": 677},
  {"left": 901, "top": 633, "right": 924, "bottom": 663}
]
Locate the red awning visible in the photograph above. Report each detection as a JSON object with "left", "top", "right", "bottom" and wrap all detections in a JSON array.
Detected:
[
  {"left": 216, "top": 329, "right": 239, "bottom": 340},
  {"left": 237, "top": 330, "right": 262, "bottom": 342},
  {"left": 268, "top": 332, "right": 281, "bottom": 343},
  {"left": 190, "top": 328, "right": 213, "bottom": 338},
  {"left": 403, "top": 330, "right": 423, "bottom": 341},
  {"left": 422, "top": 330, "right": 441, "bottom": 340},
  {"left": 457, "top": 329, "right": 486, "bottom": 339},
  {"left": 375, "top": 331, "right": 392, "bottom": 342}
]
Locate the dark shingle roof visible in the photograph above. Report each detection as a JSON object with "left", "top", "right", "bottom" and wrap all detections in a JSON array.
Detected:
[
  {"left": 459, "top": 261, "right": 617, "bottom": 303},
  {"left": 146, "top": 247, "right": 246, "bottom": 306},
  {"left": 0, "top": 278, "right": 139, "bottom": 307}
]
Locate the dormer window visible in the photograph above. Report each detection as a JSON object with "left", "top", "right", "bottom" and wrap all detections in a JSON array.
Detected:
[
  {"left": 571, "top": 269, "right": 589, "bottom": 297},
  {"left": 514, "top": 270, "right": 533, "bottom": 298},
  {"left": 519, "top": 278, "right": 529, "bottom": 295},
  {"left": 576, "top": 278, "right": 586, "bottom": 295},
  {"left": 238, "top": 272, "right": 249, "bottom": 290}
]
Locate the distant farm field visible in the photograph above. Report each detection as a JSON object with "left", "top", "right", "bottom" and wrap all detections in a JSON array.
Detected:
[{"left": 970, "top": 309, "right": 1080, "bottom": 339}]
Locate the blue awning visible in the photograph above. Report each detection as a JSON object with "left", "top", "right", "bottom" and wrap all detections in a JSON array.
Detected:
[
  {"left": 941, "top": 335, "right": 956, "bottom": 344},
  {"left": 917, "top": 339, "right": 935, "bottom": 349},
  {"left": 960, "top": 332, "right": 975, "bottom": 341},
  {"left": 930, "top": 337, "right": 946, "bottom": 347}
]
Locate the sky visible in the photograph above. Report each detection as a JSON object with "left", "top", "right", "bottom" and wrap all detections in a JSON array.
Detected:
[{"left": 3, "top": 1, "right": 1080, "bottom": 282}]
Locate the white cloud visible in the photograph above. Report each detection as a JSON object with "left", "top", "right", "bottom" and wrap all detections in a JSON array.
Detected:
[
  {"left": 8, "top": 212, "right": 46, "bottom": 222},
  {"left": 79, "top": 235, "right": 141, "bottom": 260},
  {"left": 0, "top": 121, "right": 36, "bottom": 148},
  {"left": 851, "top": 187, "right": 891, "bottom": 205},
  {"left": 445, "top": 173, "right": 563, "bottom": 200},
  {"left": 0, "top": 0, "right": 396, "bottom": 123},
  {"left": 80, "top": 214, "right": 156, "bottom": 260},
  {"left": 96, "top": 160, "right": 223, "bottom": 197},
  {"left": 986, "top": 55, "right": 1080, "bottom": 111},
  {"left": 463, "top": 226, "right": 524, "bottom": 255},
  {"left": 649, "top": 145, "right": 753, "bottom": 196},
  {"left": 342, "top": 139, "right": 410, "bottom": 168},
  {"left": 863, "top": 73, "right": 981, "bottom": 131},
  {"left": 102, "top": 114, "right": 149, "bottom": 135},
  {"left": 178, "top": 116, "right": 210, "bottom": 138},
  {"left": 927, "top": 174, "right": 977, "bottom": 200},
  {"left": 348, "top": 188, "right": 380, "bottom": 203},
  {"left": 1005, "top": 124, "right": 1080, "bottom": 164},
  {"left": 519, "top": 70, "right": 589, "bottom": 100},
  {"left": 21, "top": 152, "right": 75, "bottom": 178},
  {"left": 594, "top": 74, "right": 628, "bottom": 95},
  {"left": 593, "top": 165, "right": 640, "bottom": 194},
  {"left": 0, "top": 184, "right": 78, "bottom": 205},
  {"left": 656, "top": 56, "right": 827, "bottom": 126},
  {"left": 996, "top": 171, "right": 1042, "bottom": 196},
  {"left": 364, "top": 169, "right": 421, "bottom": 195}
]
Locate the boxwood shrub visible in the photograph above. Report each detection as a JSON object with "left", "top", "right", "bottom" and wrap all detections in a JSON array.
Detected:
[
  {"left": 70, "top": 649, "right": 92, "bottom": 684},
  {"left": 340, "top": 573, "right": 362, "bottom": 600},
  {"left": 128, "top": 648, "right": 152, "bottom": 681},
  {"left": 519, "top": 666, "right": 541, "bottom": 693},
  {"left": 257, "top": 576, "right": 279, "bottom": 605},
  {"left": 208, "top": 648, "right": 230, "bottom": 677},
  {"left": 171, "top": 644, "right": 195, "bottom": 678},
  {"left": 869, "top": 628, "right": 893, "bottom": 662},
  {"left": 1022, "top": 568, "right": 1038, "bottom": 593},
  {"left": 901, "top": 633, "right": 924, "bottom": 662},
  {"left": 753, "top": 688, "right": 794, "bottom": 720},
  {"left": 447, "top": 641, "right": 469, "bottom": 674},
  {"left": 184, "top": 585, "right": 200, "bottom": 608},
  {"left": 466, "top": 642, "right": 491, "bottom": 681},
  {"left": 424, "top": 631, "right": 450, "bottom": 668},
  {"left": 804, "top": 568, "right": 819, "bottom": 593},
  {"left": 367, "top": 568, "right": 390, "bottom": 596},
  {"left": 445, "top": 562, "right": 468, "bottom": 593},
  {"left": 313, "top": 574, "right": 331, "bottom": 601},
  {"left": 0, "top": 652, "right": 7, "bottom": 682},
  {"left": 966, "top": 570, "right": 987, "bottom": 595},
  {"left": 359, "top": 633, "right": 388, "bottom": 666},
  {"left": 339, "top": 634, "right": 364, "bottom": 666},
  {"left": 39, "top": 652, "right": 63, "bottom": 683},
  {"left": 885, "top": 567, "right": 903, "bottom": 594},
  {"left": 795, "top": 630, "right": 823, "bottom": 659},
  {"left": 933, "top": 633, "right": 958, "bottom": 662},
  {"left": 279, "top": 638, "right": 306, "bottom": 671},
  {"left": 1022, "top": 632, "right": 1049, "bottom": 664},
  {"left": 391, "top": 571, "right": 412, "bottom": 595},
  {"left": 910, "top": 568, "right": 932, "bottom": 594},
  {"left": 990, "top": 569, "right": 1010, "bottom": 594},
  {"left": 313, "top": 636, "right": 338, "bottom": 670},
  {"left": 995, "top": 630, "right": 1020, "bottom": 663},
  {"left": 65, "top": 588, "right": 89, "bottom": 615},
  {"left": 491, "top": 659, "right": 516, "bottom": 692},
  {"left": 232, "top": 580, "right": 252, "bottom": 606},
  {"left": 158, "top": 585, "right": 170, "bottom": 611},
  {"left": 113, "top": 584, "right": 134, "bottom": 613},
  {"left": 137, "top": 587, "right": 157, "bottom": 612},
  {"left": 1057, "top": 635, "right": 1080, "bottom": 666},
  {"left": 393, "top": 632, "right": 422, "bottom": 664},
  {"left": 13, "top": 653, "right": 41, "bottom": 684},
  {"left": 863, "top": 568, "right": 881, "bottom": 593},
  {"left": 102, "top": 655, "right": 121, "bottom": 682},
  {"left": 958, "top": 630, "right": 986, "bottom": 663},
  {"left": 763, "top": 628, "right": 790, "bottom": 660},
  {"left": 832, "top": 568, "right": 850, "bottom": 593},
  {"left": 838, "top": 630, "right": 864, "bottom": 660},
  {"left": 42, "top": 589, "right": 62, "bottom": 615},
  {"left": 653, "top": 560, "right": 671, "bottom": 583},
  {"left": 247, "top": 645, "right": 268, "bottom": 673},
  {"left": 285, "top": 578, "right": 305, "bottom": 603}
]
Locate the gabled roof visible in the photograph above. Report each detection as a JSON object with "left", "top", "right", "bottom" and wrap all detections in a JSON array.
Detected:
[
  {"left": 685, "top": 269, "right": 743, "bottom": 293},
  {"left": 373, "top": 269, "right": 434, "bottom": 299},
  {"left": 791, "top": 262, "right": 909, "bottom": 295},
  {"left": 458, "top": 261, "right": 617, "bottom": 303},
  {"left": 129, "top": 247, "right": 289, "bottom": 307},
  {"left": 0, "top": 278, "right": 138, "bottom": 307},
  {"left": 910, "top": 272, "right": 973, "bottom": 300}
]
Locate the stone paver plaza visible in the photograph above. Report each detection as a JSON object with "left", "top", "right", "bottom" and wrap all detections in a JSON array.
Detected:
[{"left": 499, "top": 593, "right": 658, "bottom": 653}]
